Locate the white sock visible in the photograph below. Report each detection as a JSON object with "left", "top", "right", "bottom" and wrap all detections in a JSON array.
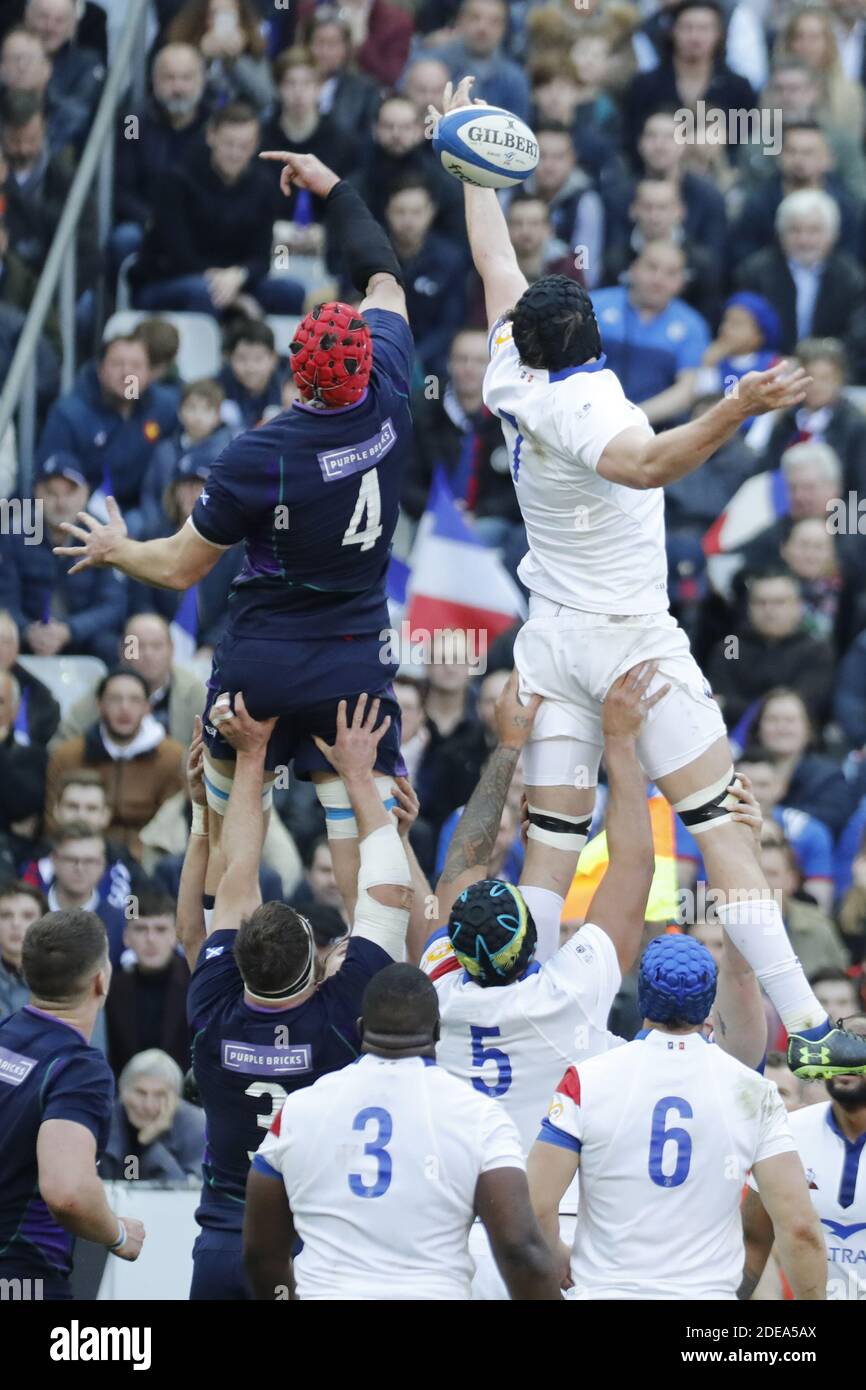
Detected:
[
  {"left": 716, "top": 898, "right": 826, "bottom": 1033},
  {"left": 519, "top": 885, "right": 565, "bottom": 965},
  {"left": 204, "top": 908, "right": 214, "bottom": 931}
]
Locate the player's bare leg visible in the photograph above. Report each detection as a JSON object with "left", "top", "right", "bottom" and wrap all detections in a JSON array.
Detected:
[
  {"left": 519, "top": 781, "right": 595, "bottom": 962},
  {"left": 311, "top": 696, "right": 401, "bottom": 925},
  {"left": 203, "top": 750, "right": 274, "bottom": 902},
  {"left": 654, "top": 736, "right": 863, "bottom": 1074},
  {"left": 311, "top": 770, "right": 361, "bottom": 923}
]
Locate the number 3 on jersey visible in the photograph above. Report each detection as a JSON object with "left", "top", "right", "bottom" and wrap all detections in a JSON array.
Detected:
[
  {"left": 348, "top": 1106, "right": 393, "bottom": 1198},
  {"left": 342, "top": 469, "right": 383, "bottom": 552},
  {"left": 648, "top": 1095, "right": 693, "bottom": 1188},
  {"left": 244, "top": 1080, "right": 288, "bottom": 1160}
]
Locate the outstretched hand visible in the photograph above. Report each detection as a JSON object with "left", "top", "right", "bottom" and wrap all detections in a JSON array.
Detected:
[
  {"left": 53, "top": 496, "right": 127, "bottom": 574},
  {"left": 313, "top": 693, "right": 391, "bottom": 782},
  {"left": 259, "top": 150, "right": 340, "bottom": 201},
  {"left": 734, "top": 360, "right": 812, "bottom": 417},
  {"left": 426, "top": 74, "right": 484, "bottom": 134}
]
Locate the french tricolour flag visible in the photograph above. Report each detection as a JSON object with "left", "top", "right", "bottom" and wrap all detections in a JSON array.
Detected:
[
  {"left": 402, "top": 470, "right": 526, "bottom": 640},
  {"left": 702, "top": 468, "right": 789, "bottom": 555},
  {"left": 170, "top": 584, "right": 199, "bottom": 667}
]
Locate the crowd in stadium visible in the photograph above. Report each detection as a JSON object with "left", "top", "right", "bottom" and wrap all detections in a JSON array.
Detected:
[{"left": 0, "top": 0, "right": 865, "bottom": 1303}]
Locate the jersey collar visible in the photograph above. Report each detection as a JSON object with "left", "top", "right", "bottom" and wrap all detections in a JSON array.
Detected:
[
  {"left": 461, "top": 959, "right": 542, "bottom": 986},
  {"left": 23, "top": 1003, "right": 89, "bottom": 1042},
  {"left": 548, "top": 354, "right": 607, "bottom": 383},
  {"left": 634, "top": 1026, "right": 709, "bottom": 1044},
  {"left": 292, "top": 390, "right": 369, "bottom": 416}
]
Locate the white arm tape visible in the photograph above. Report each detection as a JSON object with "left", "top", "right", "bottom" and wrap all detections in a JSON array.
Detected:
[{"left": 352, "top": 822, "right": 412, "bottom": 960}]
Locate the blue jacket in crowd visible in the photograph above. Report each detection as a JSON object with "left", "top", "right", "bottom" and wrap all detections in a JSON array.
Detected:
[
  {"left": 0, "top": 531, "right": 127, "bottom": 665},
  {"left": 37, "top": 363, "right": 178, "bottom": 511}
]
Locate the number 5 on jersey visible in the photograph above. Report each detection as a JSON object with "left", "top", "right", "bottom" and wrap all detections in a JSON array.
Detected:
[{"left": 342, "top": 469, "right": 383, "bottom": 552}]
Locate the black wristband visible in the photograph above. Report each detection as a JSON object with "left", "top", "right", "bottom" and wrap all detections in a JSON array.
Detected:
[{"left": 325, "top": 180, "right": 405, "bottom": 295}]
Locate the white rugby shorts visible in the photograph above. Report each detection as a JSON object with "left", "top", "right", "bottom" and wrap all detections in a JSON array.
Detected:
[{"left": 515, "top": 596, "right": 726, "bottom": 788}]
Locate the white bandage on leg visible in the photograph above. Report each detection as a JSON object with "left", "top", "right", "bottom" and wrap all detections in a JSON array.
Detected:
[
  {"left": 374, "top": 777, "right": 399, "bottom": 818},
  {"left": 316, "top": 779, "right": 357, "bottom": 839},
  {"left": 353, "top": 822, "right": 412, "bottom": 960},
  {"left": 519, "top": 885, "right": 565, "bottom": 965},
  {"left": 716, "top": 898, "right": 827, "bottom": 1033},
  {"left": 672, "top": 768, "right": 738, "bottom": 836},
  {"left": 204, "top": 755, "right": 232, "bottom": 817},
  {"left": 204, "top": 755, "right": 273, "bottom": 816},
  {"left": 317, "top": 777, "right": 398, "bottom": 840},
  {"left": 526, "top": 806, "right": 591, "bottom": 855}
]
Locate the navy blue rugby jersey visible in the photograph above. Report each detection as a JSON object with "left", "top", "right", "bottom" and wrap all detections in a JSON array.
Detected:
[
  {"left": 188, "top": 929, "right": 392, "bottom": 1231},
  {"left": 189, "top": 309, "right": 414, "bottom": 639},
  {"left": 0, "top": 1006, "right": 114, "bottom": 1278}
]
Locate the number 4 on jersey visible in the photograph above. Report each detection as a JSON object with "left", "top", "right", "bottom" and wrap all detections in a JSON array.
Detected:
[{"left": 342, "top": 469, "right": 383, "bottom": 551}]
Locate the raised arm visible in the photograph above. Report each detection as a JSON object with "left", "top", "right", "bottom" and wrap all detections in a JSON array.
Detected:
[
  {"left": 259, "top": 151, "right": 407, "bottom": 321},
  {"left": 584, "top": 664, "right": 669, "bottom": 972},
  {"left": 596, "top": 362, "right": 811, "bottom": 492},
  {"left": 313, "top": 696, "right": 413, "bottom": 958},
  {"left": 389, "top": 776, "right": 436, "bottom": 965},
  {"left": 429, "top": 79, "right": 528, "bottom": 330},
  {"left": 53, "top": 496, "right": 222, "bottom": 589},
  {"left": 434, "top": 671, "right": 540, "bottom": 926},
  {"left": 210, "top": 695, "right": 278, "bottom": 933},
  {"left": 177, "top": 718, "right": 210, "bottom": 972}
]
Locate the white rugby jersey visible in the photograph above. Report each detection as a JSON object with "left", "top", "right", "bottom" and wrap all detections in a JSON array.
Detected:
[
  {"left": 420, "top": 922, "right": 622, "bottom": 1158},
  {"left": 781, "top": 1102, "right": 866, "bottom": 1301},
  {"left": 254, "top": 1053, "right": 524, "bottom": 1300},
  {"left": 539, "top": 1028, "right": 794, "bottom": 1299},
  {"left": 482, "top": 317, "right": 666, "bottom": 615}
]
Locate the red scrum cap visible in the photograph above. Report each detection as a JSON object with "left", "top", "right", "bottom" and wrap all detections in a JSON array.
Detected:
[{"left": 289, "top": 302, "right": 373, "bottom": 408}]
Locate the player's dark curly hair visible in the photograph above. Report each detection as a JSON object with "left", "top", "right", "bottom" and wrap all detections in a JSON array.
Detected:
[
  {"left": 235, "top": 902, "right": 311, "bottom": 997},
  {"left": 509, "top": 275, "right": 602, "bottom": 372}
]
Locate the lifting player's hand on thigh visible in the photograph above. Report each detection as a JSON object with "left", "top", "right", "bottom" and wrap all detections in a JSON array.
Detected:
[
  {"left": 724, "top": 772, "right": 763, "bottom": 850},
  {"left": 186, "top": 715, "right": 207, "bottom": 806},
  {"left": 259, "top": 150, "right": 341, "bottom": 200},
  {"left": 602, "top": 662, "right": 671, "bottom": 740},
  {"left": 494, "top": 669, "right": 542, "bottom": 751},
  {"left": 211, "top": 692, "right": 277, "bottom": 756},
  {"left": 313, "top": 693, "right": 391, "bottom": 784},
  {"left": 390, "top": 777, "right": 419, "bottom": 840}
]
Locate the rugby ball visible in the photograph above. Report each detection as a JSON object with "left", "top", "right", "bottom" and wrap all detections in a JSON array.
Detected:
[{"left": 432, "top": 104, "right": 538, "bottom": 190}]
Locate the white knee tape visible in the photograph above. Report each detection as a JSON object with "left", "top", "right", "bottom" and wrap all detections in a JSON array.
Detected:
[
  {"left": 204, "top": 755, "right": 274, "bottom": 817},
  {"left": 526, "top": 805, "right": 591, "bottom": 854},
  {"left": 353, "top": 823, "right": 412, "bottom": 959},
  {"left": 317, "top": 777, "right": 398, "bottom": 840},
  {"left": 316, "top": 779, "right": 358, "bottom": 839},
  {"left": 204, "top": 756, "right": 232, "bottom": 817},
  {"left": 374, "top": 777, "right": 399, "bottom": 818},
  {"left": 673, "top": 768, "right": 738, "bottom": 836}
]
